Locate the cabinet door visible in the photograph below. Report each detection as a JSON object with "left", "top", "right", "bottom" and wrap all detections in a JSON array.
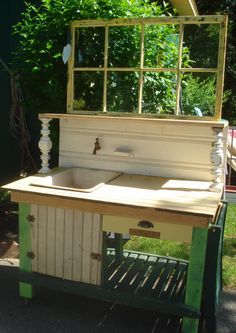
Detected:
[{"left": 30, "top": 205, "right": 103, "bottom": 285}]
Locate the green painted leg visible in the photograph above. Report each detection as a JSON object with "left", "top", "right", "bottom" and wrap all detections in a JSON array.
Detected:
[
  {"left": 114, "top": 233, "right": 123, "bottom": 263},
  {"left": 101, "top": 232, "right": 108, "bottom": 285},
  {"left": 182, "top": 227, "right": 208, "bottom": 333},
  {"left": 19, "top": 282, "right": 34, "bottom": 298},
  {"left": 19, "top": 203, "right": 34, "bottom": 299}
]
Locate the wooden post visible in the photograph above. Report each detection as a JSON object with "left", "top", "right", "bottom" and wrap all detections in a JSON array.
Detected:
[
  {"left": 38, "top": 117, "right": 52, "bottom": 173},
  {"left": 182, "top": 227, "right": 208, "bottom": 333},
  {"left": 114, "top": 233, "right": 123, "bottom": 263}
]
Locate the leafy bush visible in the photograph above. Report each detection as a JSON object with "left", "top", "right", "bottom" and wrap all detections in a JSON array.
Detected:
[
  {"left": 182, "top": 75, "right": 216, "bottom": 116},
  {"left": 196, "top": 0, "right": 236, "bottom": 123},
  {"left": 0, "top": 190, "right": 10, "bottom": 205},
  {"left": 181, "top": 74, "right": 231, "bottom": 116}
]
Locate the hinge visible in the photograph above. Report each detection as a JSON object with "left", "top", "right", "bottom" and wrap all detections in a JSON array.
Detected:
[
  {"left": 90, "top": 252, "right": 101, "bottom": 261},
  {"left": 27, "top": 214, "right": 35, "bottom": 223},
  {"left": 27, "top": 251, "right": 35, "bottom": 259}
]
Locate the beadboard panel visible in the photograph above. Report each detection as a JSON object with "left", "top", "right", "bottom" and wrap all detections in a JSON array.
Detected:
[
  {"left": 58, "top": 118, "right": 227, "bottom": 181},
  {"left": 30, "top": 205, "right": 103, "bottom": 285}
]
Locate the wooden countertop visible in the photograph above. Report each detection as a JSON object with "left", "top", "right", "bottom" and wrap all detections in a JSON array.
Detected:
[{"left": 3, "top": 172, "right": 223, "bottom": 228}]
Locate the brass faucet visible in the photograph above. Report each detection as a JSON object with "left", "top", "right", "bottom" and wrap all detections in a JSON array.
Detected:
[{"left": 93, "top": 138, "right": 101, "bottom": 154}]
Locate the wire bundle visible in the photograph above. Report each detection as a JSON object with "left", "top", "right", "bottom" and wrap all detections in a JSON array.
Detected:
[{"left": 1, "top": 58, "right": 37, "bottom": 174}]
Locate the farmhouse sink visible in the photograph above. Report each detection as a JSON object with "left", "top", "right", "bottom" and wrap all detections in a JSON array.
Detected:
[{"left": 30, "top": 167, "right": 122, "bottom": 192}]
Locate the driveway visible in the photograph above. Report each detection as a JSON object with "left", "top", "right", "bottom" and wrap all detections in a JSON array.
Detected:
[{"left": 0, "top": 260, "right": 236, "bottom": 333}]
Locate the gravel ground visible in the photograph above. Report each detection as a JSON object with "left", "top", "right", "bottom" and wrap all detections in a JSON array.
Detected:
[{"left": 0, "top": 260, "right": 236, "bottom": 333}]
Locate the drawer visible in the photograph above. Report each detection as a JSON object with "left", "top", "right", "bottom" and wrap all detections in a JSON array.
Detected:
[{"left": 103, "top": 215, "right": 193, "bottom": 243}]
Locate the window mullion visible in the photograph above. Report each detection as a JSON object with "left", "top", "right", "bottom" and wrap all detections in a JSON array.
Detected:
[
  {"left": 67, "top": 26, "right": 75, "bottom": 112},
  {"left": 138, "top": 24, "right": 145, "bottom": 114},
  {"left": 175, "top": 24, "right": 184, "bottom": 115},
  {"left": 215, "top": 17, "right": 228, "bottom": 120},
  {"left": 103, "top": 25, "right": 109, "bottom": 112}
]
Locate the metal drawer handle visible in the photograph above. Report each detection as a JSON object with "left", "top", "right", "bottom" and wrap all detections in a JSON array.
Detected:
[{"left": 137, "top": 220, "right": 154, "bottom": 229}]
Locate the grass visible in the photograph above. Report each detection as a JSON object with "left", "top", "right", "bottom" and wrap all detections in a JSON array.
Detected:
[
  {"left": 124, "top": 203, "right": 236, "bottom": 288},
  {"left": 222, "top": 203, "right": 236, "bottom": 288}
]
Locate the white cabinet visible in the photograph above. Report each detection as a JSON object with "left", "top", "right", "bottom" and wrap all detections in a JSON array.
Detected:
[{"left": 29, "top": 205, "right": 103, "bottom": 285}]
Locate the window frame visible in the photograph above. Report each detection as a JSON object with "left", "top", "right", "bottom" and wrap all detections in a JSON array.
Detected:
[{"left": 67, "top": 15, "right": 227, "bottom": 121}]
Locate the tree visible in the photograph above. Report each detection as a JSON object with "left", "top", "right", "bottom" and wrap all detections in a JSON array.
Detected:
[
  {"left": 196, "top": 0, "right": 236, "bottom": 123},
  {"left": 12, "top": 0, "right": 177, "bottom": 115}
]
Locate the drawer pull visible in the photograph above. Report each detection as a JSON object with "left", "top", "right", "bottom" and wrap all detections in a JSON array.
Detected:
[{"left": 137, "top": 220, "right": 154, "bottom": 229}]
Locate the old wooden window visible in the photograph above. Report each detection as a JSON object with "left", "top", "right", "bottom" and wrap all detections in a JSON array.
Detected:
[{"left": 67, "top": 16, "right": 227, "bottom": 120}]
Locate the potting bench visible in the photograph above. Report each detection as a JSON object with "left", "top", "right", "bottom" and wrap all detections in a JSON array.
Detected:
[{"left": 3, "top": 15, "right": 228, "bottom": 333}]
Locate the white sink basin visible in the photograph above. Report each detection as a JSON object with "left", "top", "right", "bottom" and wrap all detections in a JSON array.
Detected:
[{"left": 31, "top": 168, "right": 122, "bottom": 192}]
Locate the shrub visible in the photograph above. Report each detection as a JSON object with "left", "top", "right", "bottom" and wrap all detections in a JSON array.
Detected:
[{"left": 13, "top": 0, "right": 177, "bottom": 115}]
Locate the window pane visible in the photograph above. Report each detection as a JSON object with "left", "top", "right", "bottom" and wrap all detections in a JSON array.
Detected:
[
  {"left": 108, "top": 25, "right": 140, "bottom": 67},
  {"left": 181, "top": 73, "right": 217, "bottom": 116},
  {"left": 142, "top": 72, "right": 176, "bottom": 114},
  {"left": 107, "top": 72, "right": 139, "bottom": 112},
  {"left": 144, "top": 25, "right": 179, "bottom": 68},
  {"left": 74, "top": 72, "right": 103, "bottom": 111},
  {"left": 183, "top": 24, "right": 220, "bottom": 68},
  {"left": 74, "top": 27, "right": 105, "bottom": 67}
]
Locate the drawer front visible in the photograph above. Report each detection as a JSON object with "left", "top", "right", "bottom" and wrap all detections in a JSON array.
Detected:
[{"left": 103, "top": 215, "right": 192, "bottom": 243}]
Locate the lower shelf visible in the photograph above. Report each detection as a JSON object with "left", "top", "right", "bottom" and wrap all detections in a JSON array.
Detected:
[
  {"left": 19, "top": 249, "right": 200, "bottom": 319},
  {"left": 104, "top": 249, "right": 188, "bottom": 303}
]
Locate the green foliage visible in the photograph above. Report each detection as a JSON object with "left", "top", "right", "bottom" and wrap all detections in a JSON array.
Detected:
[
  {"left": 196, "top": 0, "right": 236, "bottom": 123},
  {"left": 182, "top": 75, "right": 217, "bottom": 116},
  {"left": 181, "top": 74, "right": 231, "bottom": 116},
  {"left": 222, "top": 256, "right": 236, "bottom": 287},
  {"left": 0, "top": 190, "right": 10, "bottom": 204},
  {"left": 222, "top": 204, "right": 236, "bottom": 287},
  {"left": 72, "top": 21, "right": 190, "bottom": 114},
  {"left": 13, "top": 0, "right": 174, "bottom": 114},
  {"left": 124, "top": 236, "right": 190, "bottom": 260}
]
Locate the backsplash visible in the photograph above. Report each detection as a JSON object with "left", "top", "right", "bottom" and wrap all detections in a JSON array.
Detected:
[{"left": 58, "top": 116, "right": 228, "bottom": 181}]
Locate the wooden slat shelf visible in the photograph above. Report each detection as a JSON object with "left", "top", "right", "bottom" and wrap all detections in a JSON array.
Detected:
[
  {"left": 19, "top": 250, "right": 199, "bottom": 319},
  {"left": 104, "top": 250, "right": 188, "bottom": 305}
]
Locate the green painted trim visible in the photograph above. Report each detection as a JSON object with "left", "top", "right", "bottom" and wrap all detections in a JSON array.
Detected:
[
  {"left": 182, "top": 227, "right": 208, "bottom": 333},
  {"left": 19, "top": 203, "right": 34, "bottom": 299},
  {"left": 203, "top": 202, "right": 227, "bottom": 333},
  {"left": 101, "top": 232, "right": 108, "bottom": 285},
  {"left": 19, "top": 270, "right": 200, "bottom": 318},
  {"left": 19, "top": 282, "right": 34, "bottom": 298}
]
